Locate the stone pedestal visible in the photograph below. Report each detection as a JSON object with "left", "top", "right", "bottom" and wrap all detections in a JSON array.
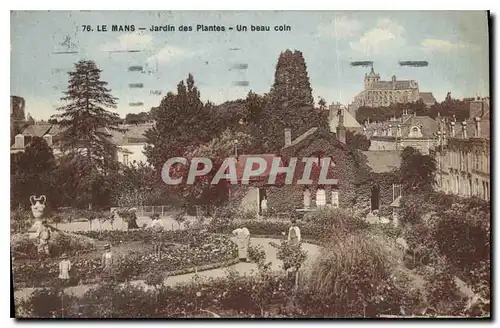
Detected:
[{"left": 27, "top": 220, "right": 42, "bottom": 239}]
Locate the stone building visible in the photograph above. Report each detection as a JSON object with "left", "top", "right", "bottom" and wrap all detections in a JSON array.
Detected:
[
  {"left": 364, "top": 111, "right": 440, "bottom": 155},
  {"left": 433, "top": 97, "right": 490, "bottom": 200},
  {"left": 348, "top": 67, "right": 436, "bottom": 116}
]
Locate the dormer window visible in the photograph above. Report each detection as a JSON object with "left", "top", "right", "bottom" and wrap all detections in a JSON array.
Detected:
[{"left": 408, "top": 126, "right": 422, "bottom": 138}]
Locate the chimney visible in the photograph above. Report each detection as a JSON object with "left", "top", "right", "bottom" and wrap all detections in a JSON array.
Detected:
[
  {"left": 450, "top": 122, "right": 455, "bottom": 137},
  {"left": 14, "top": 134, "right": 25, "bottom": 149},
  {"left": 336, "top": 126, "right": 346, "bottom": 144},
  {"left": 461, "top": 121, "right": 467, "bottom": 139},
  {"left": 284, "top": 128, "right": 292, "bottom": 146},
  {"left": 43, "top": 134, "right": 53, "bottom": 147},
  {"left": 474, "top": 117, "right": 481, "bottom": 137}
]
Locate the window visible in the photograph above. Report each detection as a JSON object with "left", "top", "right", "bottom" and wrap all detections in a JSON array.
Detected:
[
  {"left": 316, "top": 189, "right": 326, "bottom": 207},
  {"left": 123, "top": 154, "right": 129, "bottom": 166},
  {"left": 331, "top": 191, "right": 339, "bottom": 208}
]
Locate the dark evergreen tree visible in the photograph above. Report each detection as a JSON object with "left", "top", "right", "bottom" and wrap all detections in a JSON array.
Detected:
[
  {"left": 52, "top": 60, "right": 124, "bottom": 171},
  {"left": 258, "top": 50, "right": 327, "bottom": 152}
]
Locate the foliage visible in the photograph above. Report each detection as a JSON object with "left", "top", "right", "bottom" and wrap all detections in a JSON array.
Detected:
[
  {"left": 11, "top": 137, "right": 58, "bottom": 210},
  {"left": 248, "top": 244, "right": 271, "bottom": 271},
  {"left": 144, "top": 74, "right": 214, "bottom": 169},
  {"left": 124, "top": 111, "right": 152, "bottom": 124},
  {"left": 17, "top": 287, "right": 77, "bottom": 318},
  {"left": 424, "top": 263, "right": 465, "bottom": 316},
  {"left": 346, "top": 129, "right": 371, "bottom": 151},
  {"left": 11, "top": 231, "right": 96, "bottom": 260},
  {"left": 399, "top": 147, "right": 437, "bottom": 192},
  {"left": 272, "top": 240, "right": 307, "bottom": 271},
  {"left": 179, "top": 129, "right": 255, "bottom": 206},
  {"left": 13, "top": 231, "right": 237, "bottom": 289},
  {"left": 305, "top": 231, "right": 404, "bottom": 317},
  {"left": 255, "top": 49, "right": 328, "bottom": 152},
  {"left": 355, "top": 99, "right": 427, "bottom": 124}
]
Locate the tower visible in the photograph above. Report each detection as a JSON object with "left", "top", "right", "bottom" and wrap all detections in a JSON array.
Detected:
[{"left": 364, "top": 67, "right": 380, "bottom": 89}]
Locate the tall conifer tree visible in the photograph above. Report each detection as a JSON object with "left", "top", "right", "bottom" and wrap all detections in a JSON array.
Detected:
[{"left": 52, "top": 60, "right": 124, "bottom": 171}]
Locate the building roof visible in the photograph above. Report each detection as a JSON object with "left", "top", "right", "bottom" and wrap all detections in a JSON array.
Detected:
[
  {"left": 329, "top": 106, "right": 362, "bottom": 132},
  {"left": 419, "top": 92, "right": 437, "bottom": 106},
  {"left": 400, "top": 115, "right": 439, "bottom": 138},
  {"left": 235, "top": 154, "right": 277, "bottom": 182},
  {"left": 17, "top": 123, "right": 153, "bottom": 146},
  {"left": 21, "top": 124, "right": 52, "bottom": 137},
  {"left": 362, "top": 150, "right": 401, "bottom": 173}
]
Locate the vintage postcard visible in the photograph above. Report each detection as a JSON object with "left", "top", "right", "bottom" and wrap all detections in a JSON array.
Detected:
[{"left": 10, "top": 10, "right": 490, "bottom": 319}]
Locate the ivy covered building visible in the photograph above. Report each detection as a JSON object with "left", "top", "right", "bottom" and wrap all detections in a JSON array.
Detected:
[{"left": 231, "top": 121, "right": 380, "bottom": 216}]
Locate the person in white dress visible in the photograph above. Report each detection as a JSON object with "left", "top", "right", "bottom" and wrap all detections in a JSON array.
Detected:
[
  {"left": 261, "top": 197, "right": 268, "bottom": 216},
  {"left": 288, "top": 219, "right": 301, "bottom": 247},
  {"left": 232, "top": 227, "right": 251, "bottom": 261},
  {"left": 58, "top": 253, "right": 71, "bottom": 283}
]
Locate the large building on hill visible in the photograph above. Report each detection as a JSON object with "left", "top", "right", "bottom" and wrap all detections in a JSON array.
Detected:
[{"left": 348, "top": 67, "right": 437, "bottom": 116}]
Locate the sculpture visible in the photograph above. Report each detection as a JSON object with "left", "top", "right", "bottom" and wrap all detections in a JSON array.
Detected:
[{"left": 27, "top": 195, "right": 46, "bottom": 239}]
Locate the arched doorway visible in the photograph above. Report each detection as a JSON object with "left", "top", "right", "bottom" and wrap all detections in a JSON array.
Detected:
[{"left": 371, "top": 184, "right": 380, "bottom": 212}]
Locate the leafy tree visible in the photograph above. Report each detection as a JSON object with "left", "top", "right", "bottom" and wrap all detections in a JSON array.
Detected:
[
  {"left": 179, "top": 129, "right": 255, "bottom": 207},
  {"left": 11, "top": 137, "right": 57, "bottom": 209},
  {"left": 144, "top": 74, "right": 213, "bottom": 170},
  {"left": 427, "top": 93, "right": 470, "bottom": 121},
  {"left": 399, "top": 147, "right": 437, "bottom": 192},
  {"left": 318, "top": 98, "right": 327, "bottom": 110},
  {"left": 124, "top": 112, "right": 151, "bottom": 125},
  {"left": 346, "top": 130, "right": 371, "bottom": 151},
  {"left": 51, "top": 60, "right": 125, "bottom": 172}
]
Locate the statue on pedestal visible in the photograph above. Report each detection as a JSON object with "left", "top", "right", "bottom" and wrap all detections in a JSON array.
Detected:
[
  {"left": 27, "top": 195, "right": 52, "bottom": 257},
  {"left": 27, "top": 195, "right": 46, "bottom": 239}
]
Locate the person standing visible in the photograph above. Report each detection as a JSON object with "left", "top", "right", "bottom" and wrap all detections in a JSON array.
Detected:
[
  {"left": 261, "top": 197, "right": 268, "bottom": 216},
  {"left": 232, "top": 227, "right": 251, "bottom": 262},
  {"left": 127, "top": 208, "right": 140, "bottom": 229},
  {"left": 288, "top": 218, "right": 301, "bottom": 247},
  {"left": 58, "top": 253, "right": 71, "bottom": 285},
  {"left": 101, "top": 244, "right": 114, "bottom": 281}
]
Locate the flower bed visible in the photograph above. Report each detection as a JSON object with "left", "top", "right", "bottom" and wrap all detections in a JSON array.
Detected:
[
  {"left": 13, "top": 231, "right": 238, "bottom": 289},
  {"left": 11, "top": 231, "right": 96, "bottom": 260}
]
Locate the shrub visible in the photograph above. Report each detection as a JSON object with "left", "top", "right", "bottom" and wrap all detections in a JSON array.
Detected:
[
  {"left": 424, "top": 263, "right": 465, "bottom": 316},
  {"left": 17, "top": 287, "right": 77, "bottom": 318},
  {"left": 305, "top": 231, "right": 403, "bottom": 317}
]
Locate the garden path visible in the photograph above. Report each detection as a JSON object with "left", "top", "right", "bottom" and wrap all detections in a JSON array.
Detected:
[{"left": 13, "top": 237, "right": 321, "bottom": 301}]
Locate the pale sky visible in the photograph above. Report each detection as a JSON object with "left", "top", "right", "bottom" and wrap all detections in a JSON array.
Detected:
[{"left": 11, "top": 11, "right": 490, "bottom": 120}]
